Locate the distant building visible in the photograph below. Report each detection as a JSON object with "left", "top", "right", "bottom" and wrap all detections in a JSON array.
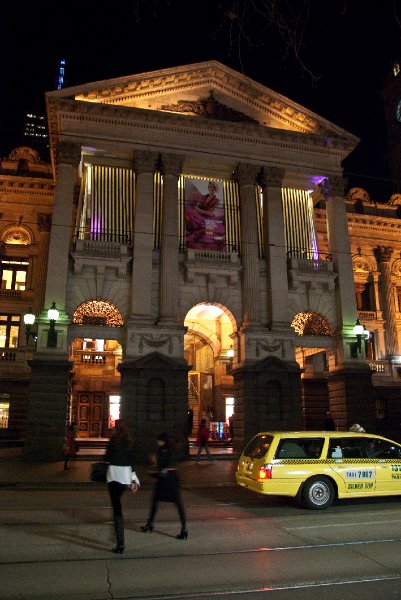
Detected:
[
  {"left": 0, "top": 147, "right": 54, "bottom": 437},
  {"left": 22, "top": 59, "right": 67, "bottom": 160},
  {"left": 23, "top": 112, "right": 49, "bottom": 158}
]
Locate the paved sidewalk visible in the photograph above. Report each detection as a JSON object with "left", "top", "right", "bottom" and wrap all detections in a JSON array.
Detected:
[{"left": 0, "top": 446, "right": 239, "bottom": 490}]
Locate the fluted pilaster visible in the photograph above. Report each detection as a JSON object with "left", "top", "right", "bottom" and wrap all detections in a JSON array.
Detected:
[
  {"left": 44, "top": 142, "right": 81, "bottom": 312},
  {"left": 131, "top": 151, "right": 159, "bottom": 320},
  {"left": 234, "top": 164, "right": 261, "bottom": 326},
  {"left": 374, "top": 246, "right": 399, "bottom": 356},
  {"left": 324, "top": 176, "right": 357, "bottom": 341},
  {"left": 159, "top": 153, "right": 184, "bottom": 322},
  {"left": 260, "top": 167, "right": 290, "bottom": 329}
]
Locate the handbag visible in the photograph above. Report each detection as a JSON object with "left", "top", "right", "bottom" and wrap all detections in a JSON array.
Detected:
[{"left": 90, "top": 461, "right": 108, "bottom": 482}]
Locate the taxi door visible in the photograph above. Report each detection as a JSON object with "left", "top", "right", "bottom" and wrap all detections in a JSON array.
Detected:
[
  {"left": 367, "top": 436, "right": 401, "bottom": 493},
  {"left": 328, "top": 437, "right": 376, "bottom": 494}
]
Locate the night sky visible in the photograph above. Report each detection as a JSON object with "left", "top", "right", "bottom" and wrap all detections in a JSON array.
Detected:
[{"left": 1, "top": 1, "right": 401, "bottom": 202}]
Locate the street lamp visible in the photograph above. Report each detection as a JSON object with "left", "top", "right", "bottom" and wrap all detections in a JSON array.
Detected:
[
  {"left": 47, "top": 302, "right": 59, "bottom": 348},
  {"left": 353, "top": 318, "right": 370, "bottom": 355},
  {"left": 23, "top": 308, "right": 36, "bottom": 344}
]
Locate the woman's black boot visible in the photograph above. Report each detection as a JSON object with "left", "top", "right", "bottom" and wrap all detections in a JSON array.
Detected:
[
  {"left": 176, "top": 527, "right": 188, "bottom": 540},
  {"left": 112, "top": 515, "right": 125, "bottom": 553},
  {"left": 140, "top": 522, "right": 154, "bottom": 533}
]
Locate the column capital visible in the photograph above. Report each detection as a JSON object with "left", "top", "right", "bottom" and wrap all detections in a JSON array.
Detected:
[
  {"left": 259, "top": 166, "right": 285, "bottom": 188},
  {"left": 319, "top": 176, "right": 346, "bottom": 199},
  {"left": 233, "top": 163, "right": 260, "bottom": 187},
  {"left": 159, "top": 153, "right": 184, "bottom": 177},
  {"left": 56, "top": 141, "right": 81, "bottom": 167},
  {"left": 134, "top": 151, "right": 159, "bottom": 175},
  {"left": 374, "top": 245, "right": 394, "bottom": 263}
]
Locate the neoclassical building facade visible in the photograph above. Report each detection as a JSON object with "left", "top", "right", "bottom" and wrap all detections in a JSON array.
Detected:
[{"left": 2, "top": 61, "right": 401, "bottom": 460}]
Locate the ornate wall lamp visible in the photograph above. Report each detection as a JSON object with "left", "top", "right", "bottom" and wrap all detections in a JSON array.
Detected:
[
  {"left": 23, "top": 308, "right": 37, "bottom": 344},
  {"left": 47, "top": 302, "right": 60, "bottom": 348},
  {"left": 351, "top": 318, "right": 370, "bottom": 358}
]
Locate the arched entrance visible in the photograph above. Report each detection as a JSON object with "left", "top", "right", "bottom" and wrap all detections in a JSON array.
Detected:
[
  {"left": 69, "top": 299, "right": 124, "bottom": 439},
  {"left": 70, "top": 336, "right": 122, "bottom": 438},
  {"left": 184, "top": 303, "right": 236, "bottom": 440},
  {"left": 291, "top": 311, "right": 335, "bottom": 429}
]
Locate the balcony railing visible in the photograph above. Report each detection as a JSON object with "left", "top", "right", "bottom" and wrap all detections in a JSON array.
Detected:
[
  {"left": 367, "top": 360, "right": 389, "bottom": 374},
  {"left": 74, "top": 350, "right": 115, "bottom": 367},
  {"left": 287, "top": 251, "right": 333, "bottom": 273}
]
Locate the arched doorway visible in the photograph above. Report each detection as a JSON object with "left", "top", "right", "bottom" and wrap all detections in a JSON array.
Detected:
[
  {"left": 69, "top": 299, "right": 124, "bottom": 439},
  {"left": 70, "top": 336, "right": 122, "bottom": 438},
  {"left": 184, "top": 303, "right": 236, "bottom": 440},
  {"left": 291, "top": 311, "right": 334, "bottom": 429}
]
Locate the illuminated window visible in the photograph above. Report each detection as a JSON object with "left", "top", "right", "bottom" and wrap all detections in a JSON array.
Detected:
[
  {"left": 72, "top": 300, "right": 123, "bottom": 327},
  {"left": 0, "top": 399, "right": 10, "bottom": 428},
  {"left": 225, "top": 397, "right": 234, "bottom": 422},
  {"left": 0, "top": 260, "right": 28, "bottom": 290},
  {"left": 76, "top": 164, "right": 134, "bottom": 243},
  {"left": 291, "top": 312, "right": 331, "bottom": 336},
  {"left": 0, "top": 315, "right": 20, "bottom": 348},
  {"left": 109, "top": 395, "right": 120, "bottom": 428},
  {"left": 83, "top": 338, "right": 105, "bottom": 351}
]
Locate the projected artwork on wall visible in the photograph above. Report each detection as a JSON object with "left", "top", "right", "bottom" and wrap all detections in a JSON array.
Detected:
[{"left": 184, "top": 178, "right": 226, "bottom": 251}]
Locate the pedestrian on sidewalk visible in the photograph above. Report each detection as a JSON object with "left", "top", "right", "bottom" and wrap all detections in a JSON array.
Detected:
[
  {"left": 63, "top": 422, "right": 78, "bottom": 470},
  {"left": 141, "top": 432, "right": 188, "bottom": 540},
  {"left": 195, "top": 418, "right": 213, "bottom": 463},
  {"left": 187, "top": 406, "right": 194, "bottom": 435},
  {"left": 105, "top": 419, "right": 140, "bottom": 554}
]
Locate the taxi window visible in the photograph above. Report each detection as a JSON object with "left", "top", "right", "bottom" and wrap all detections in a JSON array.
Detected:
[
  {"left": 275, "top": 437, "right": 324, "bottom": 459},
  {"left": 366, "top": 438, "right": 401, "bottom": 459},
  {"left": 328, "top": 437, "right": 367, "bottom": 459},
  {"left": 243, "top": 434, "right": 274, "bottom": 459}
]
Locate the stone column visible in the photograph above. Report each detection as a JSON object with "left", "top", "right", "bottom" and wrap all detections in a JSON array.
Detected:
[
  {"left": 374, "top": 246, "right": 399, "bottom": 357},
  {"left": 260, "top": 167, "right": 289, "bottom": 329},
  {"left": 158, "top": 153, "right": 184, "bottom": 323},
  {"left": 131, "top": 151, "right": 159, "bottom": 321},
  {"left": 36, "top": 141, "right": 81, "bottom": 353},
  {"left": 324, "top": 176, "right": 359, "bottom": 360},
  {"left": 323, "top": 177, "right": 375, "bottom": 431},
  {"left": 23, "top": 142, "right": 80, "bottom": 461},
  {"left": 234, "top": 164, "right": 261, "bottom": 327}
]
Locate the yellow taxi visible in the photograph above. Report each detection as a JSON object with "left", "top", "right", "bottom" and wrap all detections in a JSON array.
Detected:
[{"left": 236, "top": 431, "right": 401, "bottom": 509}]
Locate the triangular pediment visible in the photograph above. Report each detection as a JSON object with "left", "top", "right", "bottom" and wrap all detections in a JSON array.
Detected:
[{"left": 47, "top": 61, "right": 357, "bottom": 141}]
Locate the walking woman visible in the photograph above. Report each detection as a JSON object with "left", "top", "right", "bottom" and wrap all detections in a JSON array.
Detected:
[
  {"left": 105, "top": 419, "right": 140, "bottom": 554},
  {"left": 141, "top": 432, "right": 188, "bottom": 540}
]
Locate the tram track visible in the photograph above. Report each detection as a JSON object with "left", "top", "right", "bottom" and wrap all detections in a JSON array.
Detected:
[{"left": 1, "top": 534, "right": 401, "bottom": 565}]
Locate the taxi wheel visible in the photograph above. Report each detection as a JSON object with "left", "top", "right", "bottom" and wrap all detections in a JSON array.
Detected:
[{"left": 301, "top": 476, "right": 335, "bottom": 510}]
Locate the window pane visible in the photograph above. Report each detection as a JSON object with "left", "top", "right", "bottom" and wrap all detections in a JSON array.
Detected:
[
  {"left": 15, "top": 270, "right": 26, "bottom": 290},
  {"left": 1, "top": 270, "right": 12, "bottom": 289},
  {"left": 9, "top": 325, "right": 19, "bottom": 348},
  {"left": 0, "top": 401, "right": 9, "bottom": 428},
  {"left": 0, "top": 325, "right": 7, "bottom": 347}
]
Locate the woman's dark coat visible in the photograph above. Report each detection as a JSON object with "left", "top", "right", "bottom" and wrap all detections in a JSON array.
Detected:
[{"left": 153, "top": 444, "right": 181, "bottom": 502}]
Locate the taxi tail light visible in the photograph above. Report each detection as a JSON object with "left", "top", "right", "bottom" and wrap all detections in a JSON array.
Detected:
[{"left": 259, "top": 464, "right": 272, "bottom": 480}]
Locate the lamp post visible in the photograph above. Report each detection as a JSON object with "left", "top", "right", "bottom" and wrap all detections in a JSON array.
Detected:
[
  {"left": 23, "top": 308, "right": 36, "bottom": 344},
  {"left": 47, "top": 302, "right": 59, "bottom": 348},
  {"left": 352, "top": 318, "right": 370, "bottom": 357}
]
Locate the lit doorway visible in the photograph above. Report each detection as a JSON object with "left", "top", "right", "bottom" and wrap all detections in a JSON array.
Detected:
[
  {"left": 70, "top": 337, "right": 122, "bottom": 438},
  {"left": 184, "top": 303, "right": 236, "bottom": 436}
]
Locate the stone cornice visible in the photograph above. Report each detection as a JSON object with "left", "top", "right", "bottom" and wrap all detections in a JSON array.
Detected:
[
  {"left": 347, "top": 214, "right": 401, "bottom": 231},
  {"left": 315, "top": 208, "right": 401, "bottom": 241},
  {"left": 47, "top": 99, "right": 353, "bottom": 167},
  {"left": 54, "top": 98, "right": 354, "bottom": 149},
  {"left": 0, "top": 179, "right": 55, "bottom": 193}
]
